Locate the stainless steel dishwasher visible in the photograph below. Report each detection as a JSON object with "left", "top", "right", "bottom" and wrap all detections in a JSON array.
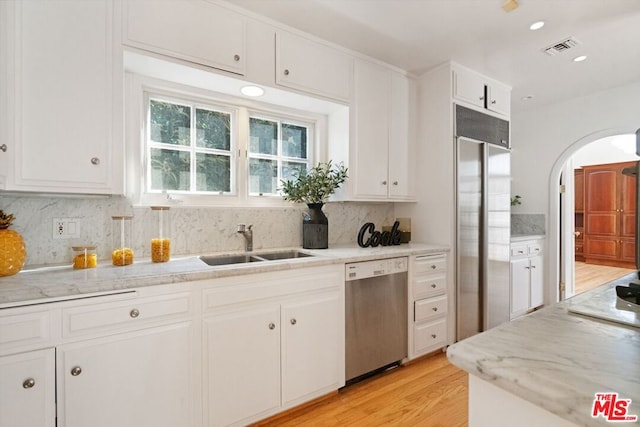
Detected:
[{"left": 345, "top": 257, "right": 408, "bottom": 384}]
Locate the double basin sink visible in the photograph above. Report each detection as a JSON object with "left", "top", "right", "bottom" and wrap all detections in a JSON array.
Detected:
[{"left": 199, "top": 250, "right": 313, "bottom": 267}]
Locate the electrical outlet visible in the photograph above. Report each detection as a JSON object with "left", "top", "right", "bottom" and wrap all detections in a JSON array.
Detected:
[{"left": 52, "top": 217, "right": 81, "bottom": 240}]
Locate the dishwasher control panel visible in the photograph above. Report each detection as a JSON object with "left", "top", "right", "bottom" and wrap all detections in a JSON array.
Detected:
[{"left": 345, "top": 257, "right": 408, "bottom": 281}]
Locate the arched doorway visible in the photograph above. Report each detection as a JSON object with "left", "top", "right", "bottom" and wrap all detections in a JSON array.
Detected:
[{"left": 548, "top": 128, "right": 639, "bottom": 303}]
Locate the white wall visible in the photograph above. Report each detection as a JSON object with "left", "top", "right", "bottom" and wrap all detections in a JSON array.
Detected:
[
  {"left": 510, "top": 80, "right": 640, "bottom": 303},
  {"left": 571, "top": 134, "right": 637, "bottom": 167}
]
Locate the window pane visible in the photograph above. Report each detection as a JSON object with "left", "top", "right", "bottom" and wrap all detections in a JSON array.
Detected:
[
  {"left": 150, "top": 148, "right": 190, "bottom": 191},
  {"left": 282, "top": 123, "right": 307, "bottom": 159},
  {"left": 150, "top": 100, "right": 190, "bottom": 146},
  {"left": 282, "top": 161, "right": 307, "bottom": 182},
  {"left": 196, "top": 109, "right": 230, "bottom": 150},
  {"left": 196, "top": 153, "right": 231, "bottom": 192},
  {"left": 249, "top": 158, "right": 277, "bottom": 194},
  {"left": 249, "top": 118, "right": 277, "bottom": 155}
]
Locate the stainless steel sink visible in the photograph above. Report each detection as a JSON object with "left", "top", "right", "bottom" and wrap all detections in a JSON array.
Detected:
[
  {"left": 199, "top": 250, "right": 313, "bottom": 266},
  {"left": 199, "top": 254, "right": 264, "bottom": 266},
  {"left": 256, "top": 250, "right": 314, "bottom": 261}
]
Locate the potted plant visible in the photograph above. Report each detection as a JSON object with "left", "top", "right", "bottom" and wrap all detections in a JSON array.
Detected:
[{"left": 280, "top": 161, "right": 348, "bottom": 249}]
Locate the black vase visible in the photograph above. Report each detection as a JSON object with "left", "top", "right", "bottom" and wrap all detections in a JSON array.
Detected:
[{"left": 303, "top": 203, "right": 328, "bottom": 249}]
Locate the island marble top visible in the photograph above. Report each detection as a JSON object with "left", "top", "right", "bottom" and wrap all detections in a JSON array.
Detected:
[
  {"left": 447, "top": 273, "right": 640, "bottom": 426},
  {"left": 0, "top": 243, "right": 448, "bottom": 309}
]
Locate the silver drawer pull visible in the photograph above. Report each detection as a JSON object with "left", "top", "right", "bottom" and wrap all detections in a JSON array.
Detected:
[
  {"left": 290, "top": 318, "right": 297, "bottom": 325},
  {"left": 90, "top": 157, "right": 100, "bottom": 165},
  {"left": 233, "top": 54, "right": 240, "bottom": 62},
  {"left": 0, "top": 144, "right": 7, "bottom": 152},
  {"left": 431, "top": 284, "right": 437, "bottom": 288},
  {"left": 22, "top": 378, "right": 35, "bottom": 389},
  {"left": 70, "top": 366, "right": 82, "bottom": 376},
  {"left": 432, "top": 307, "right": 438, "bottom": 312},
  {"left": 268, "top": 322, "right": 276, "bottom": 330},
  {"left": 431, "top": 334, "right": 437, "bottom": 339},
  {"left": 129, "top": 308, "right": 140, "bottom": 318},
  {"left": 431, "top": 265, "right": 436, "bottom": 269}
]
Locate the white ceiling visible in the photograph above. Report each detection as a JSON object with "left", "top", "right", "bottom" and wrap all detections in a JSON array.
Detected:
[{"left": 229, "top": 0, "right": 640, "bottom": 113}]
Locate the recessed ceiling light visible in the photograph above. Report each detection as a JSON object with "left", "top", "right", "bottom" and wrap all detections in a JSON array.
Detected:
[
  {"left": 529, "top": 21, "right": 545, "bottom": 31},
  {"left": 522, "top": 95, "right": 535, "bottom": 101},
  {"left": 240, "top": 85, "right": 264, "bottom": 97},
  {"left": 573, "top": 55, "right": 587, "bottom": 62}
]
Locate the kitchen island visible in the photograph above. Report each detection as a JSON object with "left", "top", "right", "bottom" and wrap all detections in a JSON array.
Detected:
[{"left": 447, "top": 273, "right": 640, "bottom": 426}]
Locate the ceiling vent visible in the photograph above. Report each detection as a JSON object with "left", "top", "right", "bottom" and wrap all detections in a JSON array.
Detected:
[{"left": 543, "top": 37, "right": 581, "bottom": 56}]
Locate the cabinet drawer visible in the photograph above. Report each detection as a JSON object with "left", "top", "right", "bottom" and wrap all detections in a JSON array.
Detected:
[
  {"left": 414, "top": 295, "right": 447, "bottom": 322},
  {"left": 412, "top": 254, "right": 447, "bottom": 274},
  {"left": 62, "top": 293, "right": 192, "bottom": 337},
  {"left": 510, "top": 245, "right": 527, "bottom": 257},
  {"left": 414, "top": 318, "right": 447, "bottom": 354},
  {"left": 0, "top": 309, "right": 52, "bottom": 354},
  {"left": 413, "top": 275, "right": 446, "bottom": 298},
  {"left": 528, "top": 243, "right": 542, "bottom": 256}
]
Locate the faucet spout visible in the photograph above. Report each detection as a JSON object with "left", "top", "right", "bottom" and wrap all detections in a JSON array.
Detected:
[{"left": 237, "top": 224, "right": 253, "bottom": 251}]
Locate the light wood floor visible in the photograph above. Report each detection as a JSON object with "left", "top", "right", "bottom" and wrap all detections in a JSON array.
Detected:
[
  {"left": 254, "top": 352, "right": 468, "bottom": 427},
  {"left": 574, "top": 261, "right": 635, "bottom": 294}
]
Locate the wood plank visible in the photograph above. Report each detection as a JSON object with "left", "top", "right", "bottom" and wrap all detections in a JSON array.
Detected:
[{"left": 574, "top": 261, "right": 635, "bottom": 294}]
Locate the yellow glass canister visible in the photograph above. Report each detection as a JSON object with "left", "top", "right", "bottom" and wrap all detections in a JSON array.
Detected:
[
  {"left": 72, "top": 246, "right": 97, "bottom": 269},
  {"left": 112, "top": 216, "right": 134, "bottom": 266},
  {"left": 150, "top": 206, "right": 170, "bottom": 263}
]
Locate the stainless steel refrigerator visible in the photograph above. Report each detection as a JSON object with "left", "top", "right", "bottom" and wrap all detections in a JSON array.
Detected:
[{"left": 455, "top": 105, "right": 511, "bottom": 341}]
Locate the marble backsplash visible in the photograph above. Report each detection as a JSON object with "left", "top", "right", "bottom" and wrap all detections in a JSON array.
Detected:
[
  {"left": 511, "top": 213, "right": 546, "bottom": 236},
  {"left": 1, "top": 196, "right": 395, "bottom": 267}
]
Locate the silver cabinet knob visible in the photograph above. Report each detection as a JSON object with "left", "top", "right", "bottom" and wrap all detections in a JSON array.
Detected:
[
  {"left": 268, "top": 322, "right": 276, "bottom": 330},
  {"left": 432, "top": 307, "right": 438, "bottom": 312},
  {"left": 290, "top": 318, "right": 297, "bottom": 325},
  {"left": 90, "top": 157, "right": 100, "bottom": 165},
  {"left": 233, "top": 54, "right": 240, "bottom": 62},
  {"left": 70, "top": 366, "right": 82, "bottom": 376},
  {"left": 431, "top": 265, "right": 436, "bottom": 269},
  {"left": 393, "top": 181, "right": 398, "bottom": 186},
  {"left": 382, "top": 180, "right": 387, "bottom": 185},
  {"left": 129, "top": 308, "right": 140, "bottom": 318},
  {"left": 22, "top": 378, "right": 35, "bottom": 389},
  {"left": 431, "top": 334, "right": 437, "bottom": 339},
  {"left": 491, "top": 100, "right": 497, "bottom": 104},
  {"left": 479, "top": 96, "right": 484, "bottom": 101},
  {"left": 283, "top": 69, "right": 290, "bottom": 76},
  {"left": 0, "top": 144, "right": 7, "bottom": 152},
  {"left": 431, "top": 283, "right": 437, "bottom": 288}
]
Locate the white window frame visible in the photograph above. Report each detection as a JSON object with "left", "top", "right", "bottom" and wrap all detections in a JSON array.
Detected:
[
  {"left": 125, "top": 74, "right": 322, "bottom": 207},
  {"left": 247, "top": 111, "right": 314, "bottom": 198}
]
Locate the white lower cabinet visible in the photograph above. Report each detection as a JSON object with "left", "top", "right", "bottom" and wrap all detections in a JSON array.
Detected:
[
  {"left": 409, "top": 253, "right": 449, "bottom": 359},
  {"left": 56, "top": 323, "right": 194, "bottom": 427},
  {"left": 0, "top": 348, "right": 55, "bottom": 427},
  {"left": 202, "top": 265, "right": 344, "bottom": 427},
  {"left": 510, "top": 239, "right": 544, "bottom": 319}
]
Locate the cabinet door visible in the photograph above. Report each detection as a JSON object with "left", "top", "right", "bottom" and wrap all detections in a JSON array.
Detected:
[
  {"left": 453, "top": 68, "right": 485, "bottom": 109},
  {"left": 57, "top": 323, "right": 194, "bottom": 427},
  {"left": 510, "top": 258, "right": 530, "bottom": 316},
  {"left": 123, "top": 0, "right": 245, "bottom": 75},
  {"left": 3, "top": 0, "right": 121, "bottom": 194},
  {"left": 352, "top": 58, "right": 390, "bottom": 199},
  {"left": 388, "top": 71, "right": 412, "bottom": 199},
  {"left": 281, "top": 292, "right": 343, "bottom": 406},
  {"left": 204, "top": 306, "right": 281, "bottom": 427},
  {"left": 486, "top": 83, "right": 511, "bottom": 116},
  {"left": 0, "top": 348, "right": 55, "bottom": 427},
  {"left": 574, "top": 169, "right": 584, "bottom": 212},
  {"left": 276, "top": 31, "right": 352, "bottom": 102},
  {"left": 529, "top": 255, "right": 544, "bottom": 308},
  {"left": 584, "top": 235, "right": 620, "bottom": 261},
  {"left": 620, "top": 167, "right": 636, "bottom": 238},
  {"left": 585, "top": 167, "right": 619, "bottom": 237}
]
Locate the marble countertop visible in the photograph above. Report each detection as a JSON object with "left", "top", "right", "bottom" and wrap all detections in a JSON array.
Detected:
[
  {"left": 510, "top": 234, "right": 546, "bottom": 242},
  {"left": 447, "top": 273, "right": 640, "bottom": 426},
  {"left": 0, "top": 243, "right": 448, "bottom": 309}
]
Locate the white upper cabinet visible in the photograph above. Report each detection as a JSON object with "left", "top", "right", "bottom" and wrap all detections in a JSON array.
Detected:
[
  {"left": 453, "top": 64, "right": 511, "bottom": 117},
  {"left": 276, "top": 31, "right": 353, "bottom": 102},
  {"left": 123, "top": 0, "right": 246, "bottom": 76},
  {"left": 0, "top": 0, "right": 123, "bottom": 194},
  {"left": 334, "top": 58, "right": 414, "bottom": 201}
]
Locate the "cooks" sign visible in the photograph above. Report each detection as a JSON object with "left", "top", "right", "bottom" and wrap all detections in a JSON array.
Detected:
[{"left": 357, "top": 221, "right": 402, "bottom": 248}]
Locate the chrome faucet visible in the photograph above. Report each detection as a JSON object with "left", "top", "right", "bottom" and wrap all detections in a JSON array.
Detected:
[{"left": 237, "top": 224, "right": 253, "bottom": 252}]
